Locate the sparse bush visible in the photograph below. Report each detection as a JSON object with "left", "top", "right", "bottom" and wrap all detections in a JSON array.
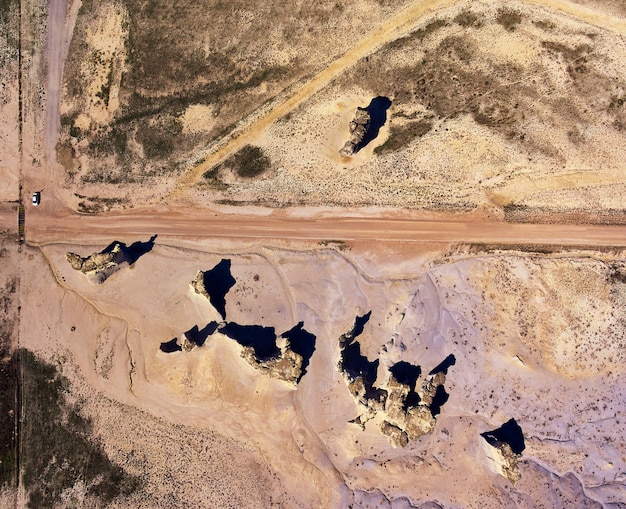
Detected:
[
  {"left": 202, "top": 168, "right": 229, "bottom": 190},
  {"left": 454, "top": 11, "right": 481, "bottom": 28},
  {"left": 221, "top": 145, "right": 271, "bottom": 178},
  {"left": 496, "top": 9, "right": 522, "bottom": 31},
  {"left": 20, "top": 349, "right": 140, "bottom": 508}
]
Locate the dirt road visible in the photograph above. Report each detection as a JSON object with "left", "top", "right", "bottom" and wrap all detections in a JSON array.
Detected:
[
  {"left": 19, "top": 0, "right": 626, "bottom": 250},
  {"left": 26, "top": 207, "right": 626, "bottom": 247},
  {"left": 43, "top": 0, "right": 81, "bottom": 173}
]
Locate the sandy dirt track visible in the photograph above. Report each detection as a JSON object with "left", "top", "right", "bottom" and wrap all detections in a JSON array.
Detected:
[{"left": 26, "top": 207, "right": 626, "bottom": 247}]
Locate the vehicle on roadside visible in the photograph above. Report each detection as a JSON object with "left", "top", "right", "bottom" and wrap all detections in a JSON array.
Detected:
[{"left": 32, "top": 192, "right": 40, "bottom": 206}]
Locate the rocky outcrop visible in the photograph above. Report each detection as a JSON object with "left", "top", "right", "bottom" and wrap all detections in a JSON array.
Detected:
[
  {"left": 340, "top": 107, "right": 370, "bottom": 157},
  {"left": 66, "top": 241, "right": 130, "bottom": 284},
  {"left": 190, "top": 270, "right": 211, "bottom": 299},
  {"left": 338, "top": 314, "right": 454, "bottom": 447},
  {"left": 481, "top": 418, "right": 525, "bottom": 483},
  {"left": 379, "top": 369, "right": 446, "bottom": 447},
  {"left": 489, "top": 442, "right": 521, "bottom": 484},
  {"left": 240, "top": 340, "right": 304, "bottom": 385},
  {"left": 189, "top": 260, "right": 236, "bottom": 319},
  {"left": 159, "top": 322, "right": 219, "bottom": 353},
  {"left": 163, "top": 319, "right": 315, "bottom": 385},
  {"left": 223, "top": 323, "right": 312, "bottom": 385}
]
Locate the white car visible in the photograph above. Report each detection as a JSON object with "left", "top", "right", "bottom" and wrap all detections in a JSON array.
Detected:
[{"left": 32, "top": 192, "right": 40, "bottom": 206}]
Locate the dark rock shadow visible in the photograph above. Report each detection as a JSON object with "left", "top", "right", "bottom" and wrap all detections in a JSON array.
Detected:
[
  {"left": 481, "top": 418, "right": 525, "bottom": 455},
  {"left": 160, "top": 338, "right": 182, "bottom": 353},
  {"left": 390, "top": 361, "right": 421, "bottom": 391},
  {"left": 183, "top": 321, "right": 219, "bottom": 347},
  {"left": 351, "top": 311, "right": 372, "bottom": 339},
  {"left": 127, "top": 234, "right": 157, "bottom": 264},
  {"left": 430, "top": 385, "right": 449, "bottom": 417},
  {"left": 356, "top": 96, "right": 392, "bottom": 152},
  {"left": 390, "top": 361, "right": 422, "bottom": 410},
  {"left": 203, "top": 259, "right": 236, "bottom": 320},
  {"left": 281, "top": 322, "right": 316, "bottom": 382},
  {"left": 339, "top": 312, "right": 386, "bottom": 402},
  {"left": 218, "top": 323, "right": 279, "bottom": 361},
  {"left": 429, "top": 354, "right": 456, "bottom": 375}
]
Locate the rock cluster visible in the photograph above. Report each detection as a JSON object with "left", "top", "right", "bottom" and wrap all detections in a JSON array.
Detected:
[
  {"left": 339, "top": 107, "right": 370, "bottom": 157},
  {"left": 492, "top": 443, "right": 521, "bottom": 484},
  {"left": 65, "top": 242, "right": 130, "bottom": 284},
  {"left": 240, "top": 339, "right": 304, "bottom": 386},
  {"left": 380, "top": 370, "right": 446, "bottom": 448},
  {"left": 189, "top": 270, "right": 211, "bottom": 299},
  {"left": 189, "top": 260, "right": 235, "bottom": 320},
  {"left": 338, "top": 313, "right": 453, "bottom": 447}
]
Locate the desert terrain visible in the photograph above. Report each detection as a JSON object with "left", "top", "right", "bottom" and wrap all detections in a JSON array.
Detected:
[{"left": 1, "top": 0, "right": 626, "bottom": 507}]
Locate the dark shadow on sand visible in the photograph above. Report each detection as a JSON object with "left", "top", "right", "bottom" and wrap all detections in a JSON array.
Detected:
[
  {"left": 219, "top": 323, "right": 279, "bottom": 361},
  {"left": 203, "top": 259, "right": 236, "bottom": 320},
  {"left": 281, "top": 322, "right": 316, "bottom": 382},
  {"left": 481, "top": 418, "right": 525, "bottom": 455},
  {"left": 390, "top": 361, "right": 422, "bottom": 410},
  {"left": 428, "top": 354, "right": 456, "bottom": 376},
  {"left": 430, "top": 385, "right": 449, "bottom": 417},
  {"left": 127, "top": 234, "right": 157, "bottom": 264},
  {"left": 183, "top": 321, "right": 219, "bottom": 347},
  {"left": 339, "top": 312, "right": 387, "bottom": 402},
  {"left": 356, "top": 96, "right": 392, "bottom": 152},
  {"left": 160, "top": 338, "right": 182, "bottom": 353}
]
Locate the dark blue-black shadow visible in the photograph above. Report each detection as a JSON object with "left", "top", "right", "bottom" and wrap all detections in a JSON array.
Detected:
[
  {"left": 390, "top": 361, "right": 422, "bottom": 410},
  {"left": 429, "top": 353, "right": 456, "bottom": 376},
  {"left": 160, "top": 338, "right": 181, "bottom": 353},
  {"left": 127, "top": 234, "right": 157, "bottom": 264},
  {"left": 203, "top": 259, "right": 236, "bottom": 320},
  {"left": 339, "top": 312, "right": 386, "bottom": 402},
  {"left": 281, "top": 322, "right": 316, "bottom": 383},
  {"left": 183, "top": 321, "right": 219, "bottom": 347},
  {"left": 219, "top": 323, "right": 279, "bottom": 361},
  {"left": 355, "top": 96, "right": 392, "bottom": 152},
  {"left": 481, "top": 418, "right": 525, "bottom": 455}
]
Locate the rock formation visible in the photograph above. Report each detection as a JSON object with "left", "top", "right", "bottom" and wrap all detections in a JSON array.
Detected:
[
  {"left": 189, "top": 270, "right": 211, "bottom": 299},
  {"left": 338, "top": 315, "right": 454, "bottom": 447},
  {"left": 189, "top": 260, "right": 236, "bottom": 320},
  {"left": 487, "top": 442, "right": 521, "bottom": 484},
  {"left": 240, "top": 339, "right": 304, "bottom": 385},
  {"left": 379, "top": 369, "right": 447, "bottom": 447},
  {"left": 340, "top": 107, "right": 370, "bottom": 157},
  {"left": 65, "top": 241, "right": 130, "bottom": 284},
  {"left": 481, "top": 418, "right": 525, "bottom": 483},
  {"left": 221, "top": 323, "right": 311, "bottom": 385}
]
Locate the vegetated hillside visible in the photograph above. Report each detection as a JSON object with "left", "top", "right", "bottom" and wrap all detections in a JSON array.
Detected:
[
  {"left": 58, "top": 0, "right": 408, "bottom": 200},
  {"left": 220, "top": 2, "right": 626, "bottom": 217}
]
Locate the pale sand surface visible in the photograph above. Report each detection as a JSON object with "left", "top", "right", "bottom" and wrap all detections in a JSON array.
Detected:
[{"left": 16, "top": 236, "right": 626, "bottom": 507}]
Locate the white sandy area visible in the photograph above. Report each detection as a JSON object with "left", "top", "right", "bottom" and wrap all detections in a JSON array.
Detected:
[{"left": 15, "top": 236, "right": 626, "bottom": 507}]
